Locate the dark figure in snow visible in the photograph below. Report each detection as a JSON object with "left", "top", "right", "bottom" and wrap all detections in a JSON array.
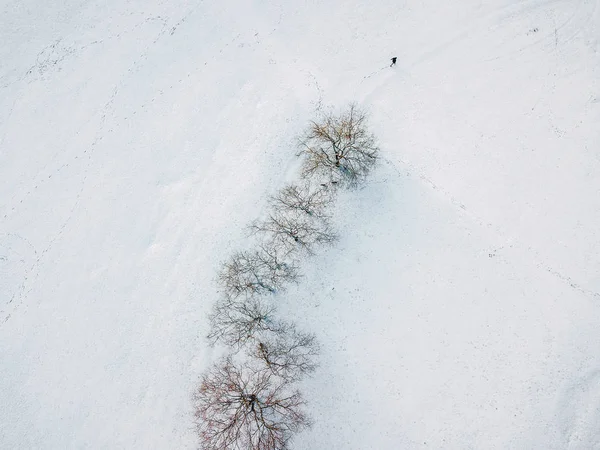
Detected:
[{"left": 390, "top": 57, "right": 397, "bottom": 67}]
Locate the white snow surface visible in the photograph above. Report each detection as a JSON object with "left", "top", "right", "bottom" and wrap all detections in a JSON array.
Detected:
[{"left": 2, "top": 0, "right": 600, "bottom": 448}]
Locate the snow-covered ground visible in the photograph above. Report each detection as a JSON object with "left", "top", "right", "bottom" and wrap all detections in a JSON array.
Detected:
[{"left": 1, "top": 0, "right": 600, "bottom": 448}]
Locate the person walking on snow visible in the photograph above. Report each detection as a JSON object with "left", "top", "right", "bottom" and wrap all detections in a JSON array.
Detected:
[{"left": 390, "top": 57, "right": 397, "bottom": 67}]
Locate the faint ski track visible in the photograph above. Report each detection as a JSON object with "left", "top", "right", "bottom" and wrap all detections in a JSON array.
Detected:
[
  {"left": 0, "top": 6, "right": 199, "bottom": 326},
  {"left": 400, "top": 0, "right": 600, "bottom": 68},
  {"left": 2, "top": 6, "right": 200, "bottom": 221},
  {"left": 304, "top": 70, "right": 324, "bottom": 112},
  {"left": 381, "top": 156, "right": 600, "bottom": 302},
  {"left": 0, "top": 232, "right": 39, "bottom": 323},
  {"left": 356, "top": 0, "right": 600, "bottom": 303},
  {"left": 482, "top": 0, "right": 600, "bottom": 62}
]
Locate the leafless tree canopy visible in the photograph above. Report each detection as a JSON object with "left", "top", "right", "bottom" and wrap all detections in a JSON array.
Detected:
[
  {"left": 268, "top": 182, "right": 335, "bottom": 220},
  {"left": 251, "top": 324, "right": 319, "bottom": 381},
  {"left": 207, "top": 295, "right": 284, "bottom": 348},
  {"left": 299, "top": 103, "right": 379, "bottom": 187},
  {"left": 250, "top": 209, "right": 337, "bottom": 255},
  {"left": 194, "top": 357, "right": 310, "bottom": 450},
  {"left": 218, "top": 245, "right": 300, "bottom": 298},
  {"left": 197, "top": 104, "right": 379, "bottom": 449}
]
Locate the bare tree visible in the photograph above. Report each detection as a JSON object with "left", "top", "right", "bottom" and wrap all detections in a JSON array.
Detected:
[
  {"left": 217, "top": 245, "right": 300, "bottom": 298},
  {"left": 194, "top": 356, "right": 310, "bottom": 450},
  {"left": 207, "top": 295, "right": 284, "bottom": 348},
  {"left": 268, "top": 182, "right": 335, "bottom": 220},
  {"left": 251, "top": 323, "right": 319, "bottom": 382},
  {"left": 250, "top": 209, "right": 337, "bottom": 255},
  {"left": 299, "top": 103, "right": 379, "bottom": 187}
]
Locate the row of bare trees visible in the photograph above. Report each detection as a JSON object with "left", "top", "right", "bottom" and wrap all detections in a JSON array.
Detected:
[{"left": 194, "top": 104, "right": 379, "bottom": 449}]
